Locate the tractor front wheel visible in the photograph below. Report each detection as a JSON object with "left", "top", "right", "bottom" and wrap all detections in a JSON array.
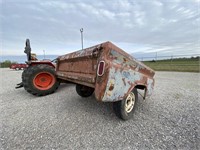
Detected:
[{"left": 23, "top": 64, "right": 59, "bottom": 96}]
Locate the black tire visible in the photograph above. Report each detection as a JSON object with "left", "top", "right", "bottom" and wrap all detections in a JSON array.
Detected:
[
  {"left": 76, "top": 84, "right": 94, "bottom": 97},
  {"left": 113, "top": 88, "right": 138, "bottom": 120},
  {"left": 23, "top": 64, "right": 59, "bottom": 96},
  {"left": 22, "top": 68, "right": 28, "bottom": 82}
]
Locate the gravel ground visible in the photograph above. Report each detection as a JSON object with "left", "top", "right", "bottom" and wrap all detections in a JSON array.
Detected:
[{"left": 0, "top": 68, "right": 200, "bottom": 150}]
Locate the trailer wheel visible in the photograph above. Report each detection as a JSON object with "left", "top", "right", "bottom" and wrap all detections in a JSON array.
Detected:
[
  {"left": 113, "top": 88, "right": 138, "bottom": 120},
  {"left": 76, "top": 84, "right": 94, "bottom": 97},
  {"left": 15, "top": 68, "right": 19, "bottom": 70},
  {"left": 23, "top": 64, "right": 59, "bottom": 96}
]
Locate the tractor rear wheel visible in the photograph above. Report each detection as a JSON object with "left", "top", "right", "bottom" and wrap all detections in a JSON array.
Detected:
[
  {"left": 23, "top": 64, "right": 59, "bottom": 96},
  {"left": 22, "top": 68, "right": 28, "bottom": 82}
]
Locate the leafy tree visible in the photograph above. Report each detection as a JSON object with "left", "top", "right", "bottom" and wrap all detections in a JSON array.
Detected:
[{"left": 0, "top": 60, "right": 18, "bottom": 68}]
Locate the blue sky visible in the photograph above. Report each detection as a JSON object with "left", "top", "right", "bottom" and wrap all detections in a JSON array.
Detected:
[{"left": 0, "top": 0, "right": 199, "bottom": 57}]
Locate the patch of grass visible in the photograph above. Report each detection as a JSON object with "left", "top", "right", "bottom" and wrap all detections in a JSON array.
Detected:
[{"left": 143, "top": 57, "right": 200, "bottom": 72}]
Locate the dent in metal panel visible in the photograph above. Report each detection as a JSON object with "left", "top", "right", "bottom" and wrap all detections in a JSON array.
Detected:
[{"left": 102, "top": 66, "right": 143, "bottom": 102}]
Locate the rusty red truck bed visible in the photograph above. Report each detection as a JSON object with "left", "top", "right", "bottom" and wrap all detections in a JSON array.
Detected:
[{"left": 56, "top": 41, "right": 155, "bottom": 120}]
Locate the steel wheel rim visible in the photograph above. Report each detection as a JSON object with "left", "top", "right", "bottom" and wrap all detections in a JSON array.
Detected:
[
  {"left": 33, "top": 72, "right": 55, "bottom": 90},
  {"left": 125, "top": 92, "right": 135, "bottom": 113}
]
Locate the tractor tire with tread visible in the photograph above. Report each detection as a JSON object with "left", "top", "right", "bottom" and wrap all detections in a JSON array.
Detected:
[
  {"left": 23, "top": 64, "right": 59, "bottom": 96},
  {"left": 22, "top": 68, "right": 28, "bottom": 82}
]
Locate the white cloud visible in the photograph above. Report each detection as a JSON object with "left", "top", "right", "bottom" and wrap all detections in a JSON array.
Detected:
[{"left": 1, "top": 0, "right": 199, "bottom": 56}]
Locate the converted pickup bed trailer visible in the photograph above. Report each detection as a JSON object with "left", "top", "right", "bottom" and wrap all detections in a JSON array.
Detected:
[{"left": 56, "top": 41, "right": 155, "bottom": 120}]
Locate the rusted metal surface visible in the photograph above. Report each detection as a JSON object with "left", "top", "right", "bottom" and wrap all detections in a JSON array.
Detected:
[
  {"left": 58, "top": 44, "right": 102, "bottom": 61},
  {"left": 56, "top": 41, "right": 155, "bottom": 102},
  {"left": 94, "top": 42, "right": 155, "bottom": 102},
  {"left": 56, "top": 44, "right": 103, "bottom": 87}
]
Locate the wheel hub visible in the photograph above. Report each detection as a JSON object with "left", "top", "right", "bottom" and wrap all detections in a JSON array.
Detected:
[
  {"left": 40, "top": 78, "right": 46, "bottom": 82},
  {"left": 33, "top": 72, "right": 55, "bottom": 90},
  {"left": 125, "top": 92, "right": 135, "bottom": 113}
]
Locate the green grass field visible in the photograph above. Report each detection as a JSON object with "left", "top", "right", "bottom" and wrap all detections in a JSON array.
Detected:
[{"left": 143, "top": 57, "right": 200, "bottom": 72}]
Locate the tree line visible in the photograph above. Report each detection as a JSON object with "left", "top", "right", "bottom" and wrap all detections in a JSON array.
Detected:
[{"left": 0, "top": 60, "right": 18, "bottom": 68}]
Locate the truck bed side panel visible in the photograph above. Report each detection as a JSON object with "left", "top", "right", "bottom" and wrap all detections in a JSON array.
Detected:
[
  {"left": 56, "top": 45, "right": 102, "bottom": 88},
  {"left": 95, "top": 42, "right": 155, "bottom": 102}
]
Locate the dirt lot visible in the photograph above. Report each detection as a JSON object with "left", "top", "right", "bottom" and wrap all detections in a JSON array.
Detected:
[{"left": 0, "top": 68, "right": 199, "bottom": 149}]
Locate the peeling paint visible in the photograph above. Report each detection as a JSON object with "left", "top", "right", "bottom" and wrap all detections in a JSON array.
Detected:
[
  {"left": 102, "top": 66, "right": 145, "bottom": 102},
  {"left": 101, "top": 48, "right": 154, "bottom": 102}
]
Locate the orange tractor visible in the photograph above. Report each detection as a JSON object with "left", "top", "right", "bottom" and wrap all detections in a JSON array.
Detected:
[{"left": 16, "top": 39, "right": 59, "bottom": 96}]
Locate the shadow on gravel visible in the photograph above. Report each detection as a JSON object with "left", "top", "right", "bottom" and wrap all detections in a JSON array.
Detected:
[
  {"left": 56, "top": 83, "right": 74, "bottom": 92},
  {"left": 63, "top": 90, "right": 146, "bottom": 121}
]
